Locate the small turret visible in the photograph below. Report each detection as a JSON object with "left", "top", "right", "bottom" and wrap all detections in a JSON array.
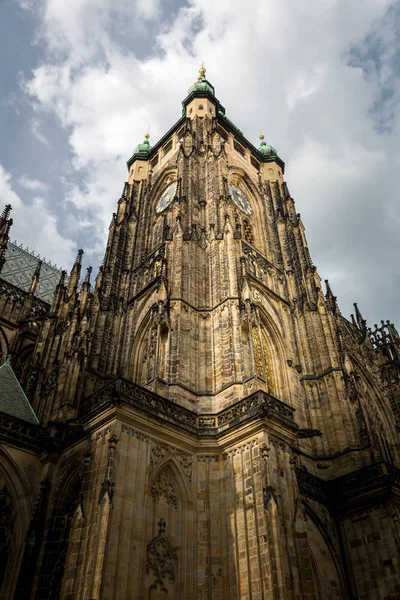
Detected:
[
  {"left": 95, "top": 265, "right": 104, "bottom": 291},
  {"left": 0, "top": 204, "right": 12, "bottom": 228},
  {"left": 258, "top": 133, "right": 277, "bottom": 159},
  {"left": 80, "top": 266, "right": 92, "bottom": 308},
  {"left": 183, "top": 66, "right": 220, "bottom": 120},
  {"left": 67, "top": 249, "right": 83, "bottom": 297},
  {"left": 353, "top": 302, "right": 367, "bottom": 331},
  {"left": 49, "top": 269, "right": 67, "bottom": 315},
  {"left": 325, "top": 279, "right": 338, "bottom": 313},
  {"left": 187, "top": 65, "right": 215, "bottom": 96},
  {"left": 28, "top": 260, "right": 42, "bottom": 295},
  {"left": 132, "top": 133, "right": 152, "bottom": 158}
]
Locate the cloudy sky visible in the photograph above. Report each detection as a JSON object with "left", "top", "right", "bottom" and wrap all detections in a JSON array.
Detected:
[{"left": 1, "top": 0, "right": 399, "bottom": 327}]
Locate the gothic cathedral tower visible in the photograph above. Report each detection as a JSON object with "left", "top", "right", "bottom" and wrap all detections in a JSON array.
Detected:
[{"left": 1, "top": 68, "right": 400, "bottom": 600}]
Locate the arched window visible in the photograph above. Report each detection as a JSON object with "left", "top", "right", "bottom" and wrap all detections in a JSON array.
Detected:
[{"left": 35, "top": 472, "right": 83, "bottom": 599}]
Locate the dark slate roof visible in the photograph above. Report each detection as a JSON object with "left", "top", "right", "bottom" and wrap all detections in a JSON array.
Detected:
[
  {"left": 0, "top": 358, "right": 39, "bottom": 424},
  {"left": 2, "top": 241, "right": 63, "bottom": 304}
]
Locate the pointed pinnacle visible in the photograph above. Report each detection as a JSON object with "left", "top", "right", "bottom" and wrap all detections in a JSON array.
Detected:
[
  {"left": 84, "top": 266, "right": 92, "bottom": 284},
  {"left": 75, "top": 249, "right": 84, "bottom": 265},
  {"left": 34, "top": 260, "right": 43, "bottom": 277},
  {"left": 0, "top": 204, "right": 12, "bottom": 222},
  {"left": 29, "top": 260, "right": 42, "bottom": 294},
  {"left": 354, "top": 302, "right": 362, "bottom": 317},
  {"left": 325, "top": 279, "right": 333, "bottom": 296},
  {"left": 58, "top": 270, "right": 67, "bottom": 286},
  {"left": 95, "top": 265, "right": 103, "bottom": 289},
  {"left": 353, "top": 302, "right": 367, "bottom": 330}
]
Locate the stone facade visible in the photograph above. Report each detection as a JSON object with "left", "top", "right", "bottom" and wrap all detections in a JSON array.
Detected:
[{"left": 1, "top": 69, "right": 400, "bottom": 599}]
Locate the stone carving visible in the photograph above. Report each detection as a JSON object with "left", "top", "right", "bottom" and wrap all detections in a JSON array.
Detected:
[
  {"left": 98, "top": 434, "right": 118, "bottom": 505},
  {"left": 0, "top": 279, "right": 48, "bottom": 316},
  {"left": 121, "top": 424, "right": 150, "bottom": 442},
  {"left": 260, "top": 442, "right": 271, "bottom": 460},
  {"left": 121, "top": 426, "right": 193, "bottom": 477},
  {"left": 263, "top": 484, "right": 278, "bottom": 509},
  {"left": 146, "top": 519, "right": 177, "bottom": 583},
  {"left": 243, "top": 219, "right": 254, "bottom": 245},
  {"left": 197, "top": 455, "right": 219, "bottom": 462},
  {"left": 150, "top": 440, "right": 193, "bottom": 480},
  {"left": 150, "top": 467, "right": 178, "bottom": 508},
  {"left": 83, "top": 379, "right": 297, "bottom": 436},
  {"left": 198, "top": 416, "right": 217, "bottom": 428},
  {"left": 95, "top": 426, "right": 112, "bottom": 440},
  {"left": 0, "top": 412, "right": 43, "bottom": 451},
  {"left": 41, "top": 361, "right": 60, "bottom": 399},
  {"left": 118, "top": 380, "right": 198, "bottom": 429},
  {"left": 261, "top": 336, "right": 273, "bottom": 391},
  {"left": 225, "top": 438, "right": 259, "bottom": 458},
  {"left": 296, "top": 428, "right": 323, "bottom": 439}
]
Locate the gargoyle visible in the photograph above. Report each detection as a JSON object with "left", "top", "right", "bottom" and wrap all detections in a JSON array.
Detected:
[{"left": 296, "top": 428, "right": 323, "bottom": 439}]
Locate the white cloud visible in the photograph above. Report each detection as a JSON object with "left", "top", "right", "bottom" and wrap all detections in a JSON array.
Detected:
[
  {"left": 0, "top": 165, "right": 75, "bottom": 269},
  {"left": 30, "top": 118, "right": 51, "bottom": 147},
  {"left": 17, "top": 0, "right": 400, "bottom": 324},
  {"left": 19, "top": 174, "right": 50, "bottom": 192}
]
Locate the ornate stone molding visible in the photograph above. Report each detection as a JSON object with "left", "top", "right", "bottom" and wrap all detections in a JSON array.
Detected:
[
  {"left": 121, "top": 424, "right": 150, "bottom": 442},
  {"left": 150, "top": 467, "right": 178, "bottom": 508},
  {"left": 197, "top": 455, "right": 219, "bottom": 462},
  {"left": 146, "top": 519, "right": 177, "bottom": 583},
  {"left": 150, "top": 440, "right": 193, "bottom": 480},
  {"left": 82, "top": 378, "right": 298, "bottom": 438},
  {"left": 0, "top": 278, "right": 49, "bottom": 317},
  {"left": 225, "top": 438, "right": 259, "bottom": 459},
  {"left": 120, "top": 425, "right": 193, "bottom": 479}
]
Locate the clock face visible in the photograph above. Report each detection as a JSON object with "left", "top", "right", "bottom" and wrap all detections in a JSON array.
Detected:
[
  {"left": 156, "top": 182, "right": 177, "bottom": 214},
  {"left": 229, "top": 184, "right": 253, "bottom": 215}
]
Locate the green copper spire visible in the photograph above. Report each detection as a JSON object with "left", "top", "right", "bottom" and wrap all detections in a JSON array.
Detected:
[
  {"left": 132, "top": 133, "right": 152, "bottom": 157},
  {"left": 258, "top": 133, "right": 277, "bottom": 158},
  {"left": 188, "top": 65, "right": 215, "bottom": 96}
]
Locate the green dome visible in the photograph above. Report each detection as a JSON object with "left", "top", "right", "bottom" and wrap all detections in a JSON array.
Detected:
[
  {"left": 258, "top": 136, "right": 277, "bottom": 158},
  {"left": 133, "top": 135, "right": 152, "bottom": 156},
  {"left": 188, "top": 66, "right": 215, "bottom": 96}
]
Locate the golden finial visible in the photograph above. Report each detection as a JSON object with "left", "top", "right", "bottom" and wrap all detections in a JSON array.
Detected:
[
  {"left": 199, "top": 62, "right": 206, "bottom": 76},
  {"left": 259, "top": 128, "right": 265, "bottom": 141},
  {"left": 144, "top": 133, "right": 150, "bottom": 140}
]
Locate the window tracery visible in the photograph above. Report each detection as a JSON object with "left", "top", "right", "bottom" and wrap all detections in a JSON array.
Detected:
[{"left": 150, "top": 467, "right": 178, "bottom": 508}]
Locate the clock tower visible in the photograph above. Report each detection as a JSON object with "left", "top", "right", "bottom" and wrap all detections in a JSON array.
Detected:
[{"left": 1, "top": 67, "right": 400, "bottom": 600}]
